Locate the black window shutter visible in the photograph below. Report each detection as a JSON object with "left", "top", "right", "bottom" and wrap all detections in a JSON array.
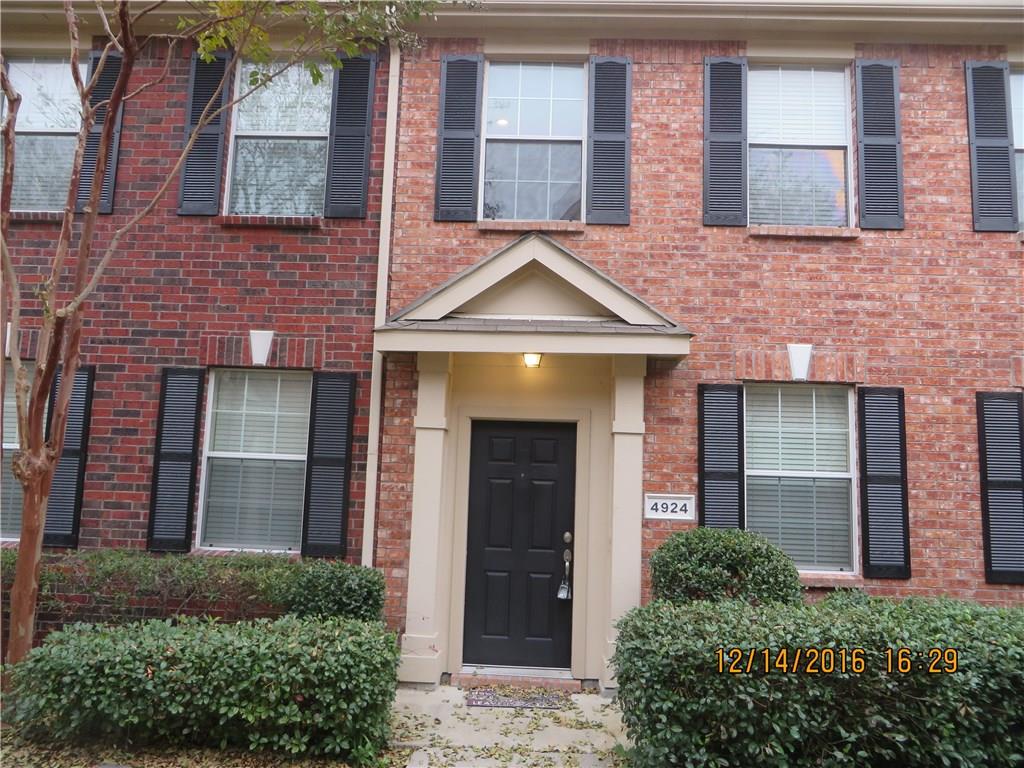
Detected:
[
  {"left": 587, "top": 56, "right": 632, "bottom": 225},
  {"left": 965, "top": 61, "right": 1019, "bottom": 232},
  {"left": 703, "top": 57, "right": 747, "bottom": 226},
  {"left": 324, "top": 54, "right": 377, "bottom": 218},
  {"left": 856, "top": 60, "right": 904, "bottom": 229},
  {"left": 302, "top": 372, "right": 357, "bottom": 557},
  {"left": 435, "top": 54, "right": 483, "bottom": 222},
  {"left": 698, "top": 384, "right": 744, "bottom": 528},
  {"left": 147, "top": 368, "right": 205, "bottom": 552},
  {"left": 43, "top": 365, "right": 95, "bottom": 547},
  {"left": 858, "top": 387, "right": 911, "bottom": 579},
  {"left": 976, "top": 392, "right": 1024, "bottom": 584},
  {"left": 76, "top": 52, "right": 123, "bottom": 215},
  {"left": 178, "top": 51, "right": 229, "bottom": 215}
]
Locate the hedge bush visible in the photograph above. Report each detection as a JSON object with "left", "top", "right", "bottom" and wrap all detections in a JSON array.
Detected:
[
  {"left": 0, "top": 549, "right": 384, "bottom": 623},
  {"left": 649, "top": 527, "right": 802, "bottom": 605},
  {"left": 278, "top": 559, "right": 385, "bottom": 622},
  {"left": 6, "top": 616, "right": 400, "bottom": 765},
  {"left": 613, "top": 595, "right": 1024, "bottom": 767}
]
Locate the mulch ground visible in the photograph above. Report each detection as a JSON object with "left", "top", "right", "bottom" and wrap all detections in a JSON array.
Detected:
[{"left": 0, "top": 730, "right": 413, "bottom": 768}]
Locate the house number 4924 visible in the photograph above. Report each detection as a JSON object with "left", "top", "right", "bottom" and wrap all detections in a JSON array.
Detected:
[{"left": 643, "top": 493, "right": 696, "bottom": 521}]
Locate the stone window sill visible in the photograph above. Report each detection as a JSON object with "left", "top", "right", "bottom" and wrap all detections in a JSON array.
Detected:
[
  {"left": 10, "top": 210, "right": 64, "bottom": 223},
  {"left": 749, "top": 224, "right": 860, "bottom": 240},
  {"left": 217, "top": 215, "right": 323, "bottom": 229},
  {"left": 800, "top": 572, "right": 864, "bottom": 589},
  {"left": 477, "top": 219, "right": 586, "bottom": 233}
]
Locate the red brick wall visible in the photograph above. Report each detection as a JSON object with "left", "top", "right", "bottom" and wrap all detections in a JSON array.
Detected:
[
  {"left": 377, "top": 36, "right": 1024, "bottom": 623},
  {"left": 6, "top": 41, "right": 388, "bottom": 559}
]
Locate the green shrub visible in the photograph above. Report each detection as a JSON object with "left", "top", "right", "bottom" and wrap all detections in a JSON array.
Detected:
[
  {"left": 613, "top": 597, "right": 1024, "bottom": 768},
  {"left": 276, "top": 559, "right": 385, "bottom": 622},
  {"left": 649, "top": 527, "right": 802, "bottom": 605},
  {"left": 7, "top": 616, "right": 400, "bottom": 765},
  {"left": 1, "top": 549, "right": 385, "bottom": 623}
]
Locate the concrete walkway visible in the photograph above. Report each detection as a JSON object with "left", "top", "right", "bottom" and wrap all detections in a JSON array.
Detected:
[{"left": 389, "top": 685, "right": 629, "bottom": 767}]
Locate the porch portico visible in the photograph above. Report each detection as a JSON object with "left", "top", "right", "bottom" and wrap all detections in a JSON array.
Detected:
[{"left": 375, "top": 234, "right": 690, "bottom": 687}]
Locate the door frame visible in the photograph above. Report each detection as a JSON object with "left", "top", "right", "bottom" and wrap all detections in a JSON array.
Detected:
[{"left": 448, "top": 405, "right": 593, "bottom": 678}]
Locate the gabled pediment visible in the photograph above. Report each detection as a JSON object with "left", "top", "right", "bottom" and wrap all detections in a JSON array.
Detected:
[
  {"left": 454, "top": 262, "right": 614, "bottom": 320},
  {"left": 394, "top": 233, "right": 677, "bottom": 327},
  {"left": 378, "top": 233, "right": 690, "bottom": 358}
]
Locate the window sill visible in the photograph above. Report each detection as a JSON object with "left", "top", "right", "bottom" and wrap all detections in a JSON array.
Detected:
[
  {"left": 217, "top": 215, "right": 323, "bottom": 229},
  {"left": 477, "top": 219, "right": 586, "bottom": 233},
  {"left": 800, "top": 572, "right": 864, "bottom": 589},
  {"left": 10, "top": 210, "right": 64, "bottom": 223},
  {"left": 191, "top": 546, "right": 300, "bottom": 558},
  {"left": 749, "top": 224, "right": 860, "bottom": 240}
]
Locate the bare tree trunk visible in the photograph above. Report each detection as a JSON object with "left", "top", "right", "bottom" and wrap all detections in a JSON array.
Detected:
[{"left": 5, "top": 480, "right": 52, "bottom": 663}]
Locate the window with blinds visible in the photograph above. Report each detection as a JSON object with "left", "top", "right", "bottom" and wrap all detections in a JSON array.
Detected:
[
  {"left": 748, "top": 65, "right": 851, "bottom": 227},
  {"left": 1, "top": 59, "right": 86, "bottom": 211},
  {"left": 199, "top": 370, "right": 311, "bottom": 551},
  {"left": 1, "top": 361, "right": 30, "bottom": 539},
  {"left": 226, "top": 62, "right": 332, "bottom": 216},
  {"left": 745, "top": 384, "right": 855, "bottom": 571},
  {"left": 1011, "top": 70, "right": 1023, "bottom": 225}
]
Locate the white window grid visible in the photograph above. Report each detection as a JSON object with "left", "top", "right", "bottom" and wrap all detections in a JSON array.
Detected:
[
  {"left": 746, "top": 63, "right": 855, "bottom": 228},
  {"left": 4, "top": 59, "right": 83, "bottom": 213},
  {"left": 222, "top": 61, "right": 332, "bottom": 216},
  {"left": 1011, "top": 70, "right": 1023, "bottom": 226},
  {"left": 478, "top": 60, "right": 588, "bottom": 222},
  {"left": 742, "top": 384, "right": 860, "bottom": 575},
  {"left": 194, "top": 369, "right": 312, "bottom": 553}
]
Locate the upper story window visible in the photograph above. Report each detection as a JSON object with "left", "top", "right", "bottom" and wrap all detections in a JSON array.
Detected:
[
  {"left": 199, "top": 369, "right": 311, "bottom": 551},
  {"left": 1011, "top": 70, "right": 1023, "bottom": 224},
  {"left": 2, "top": 59, "right": 83, "bottom": 212},
  {"left": 744, "top": 384, "right": 855, "bottom": 572},
  {"left": 748, "top": 65, "right": 851, "bottom": 227},
  {"left": 227, "top": 62, "right": 332, "bottom": 216},
  {"left": 481, "top": 62, "right": 586, "bottom": 221}
]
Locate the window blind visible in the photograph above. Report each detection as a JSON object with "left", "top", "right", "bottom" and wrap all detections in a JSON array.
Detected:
[
  {"left": 201, "top": 370, "right": 311, "bottom": 551},
  {"left": 745, "top": 385, "right": 853, "bottom": 571}
]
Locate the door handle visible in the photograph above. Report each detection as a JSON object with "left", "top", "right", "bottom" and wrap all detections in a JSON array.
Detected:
[{"left": 557, "top": 549, "right": 572, "bottom": 600}]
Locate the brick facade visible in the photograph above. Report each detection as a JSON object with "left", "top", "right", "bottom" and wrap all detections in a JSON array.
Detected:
[
  {"left": 3, "top": 15, "right": 1023, "bottom": 659},
  {"left": 6, "top": 41, "right": 391, "bottom": 559},
  {"left": 375, "top": 36, "right": 1023, "bottom": 623}
]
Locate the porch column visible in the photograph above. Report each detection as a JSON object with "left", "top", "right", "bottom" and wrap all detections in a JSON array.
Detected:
[
  {"left": 399, "top": 351, "right": 452, "bottom": 683},
  {"left": 603, "top": 355, "right": 646, "bottom": 688}
]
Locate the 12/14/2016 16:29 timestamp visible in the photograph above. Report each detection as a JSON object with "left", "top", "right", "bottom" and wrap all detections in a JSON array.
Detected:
[{"left": 715, "top": 647, "right": 959, "bottom": 674}]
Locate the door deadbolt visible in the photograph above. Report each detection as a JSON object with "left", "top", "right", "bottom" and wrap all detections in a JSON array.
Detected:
[{"left": 563, "top": 531, "right": 572, "bottom": 544}]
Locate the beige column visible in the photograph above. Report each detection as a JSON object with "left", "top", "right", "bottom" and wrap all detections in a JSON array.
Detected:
[
  {"left": 399, "top": 351, "right": 453, "bottom": 683},
  {"left": 603, "top": 355, "right": 646, "bottom": 688}
]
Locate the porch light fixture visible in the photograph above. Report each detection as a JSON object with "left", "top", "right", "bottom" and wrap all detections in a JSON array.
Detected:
[
  {"left": 523, "top": 353, "right": 543, "bottom": 368},
  {"left": 249, "top": 329, "right": 275, "bottom": 367}
]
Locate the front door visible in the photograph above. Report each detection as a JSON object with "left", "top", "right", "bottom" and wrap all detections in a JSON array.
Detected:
[{"left": 463, "top": 420, "right": 576, "bottom": 669}]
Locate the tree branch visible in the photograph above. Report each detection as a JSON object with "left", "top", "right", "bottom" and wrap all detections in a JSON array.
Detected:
[
  {"left": 94, "top": 0, "right": 124, "bottom": 53},
  {"left": 124, "top": 38, "right": 179, "bottom": 101}
]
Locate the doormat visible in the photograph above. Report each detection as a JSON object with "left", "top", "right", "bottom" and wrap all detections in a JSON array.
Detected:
[{"left": 464, "top": 686, "right": 570, "bottom": 709}]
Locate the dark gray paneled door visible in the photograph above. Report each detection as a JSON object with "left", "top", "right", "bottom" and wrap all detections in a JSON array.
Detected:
[{"left": 463, "top": 420, "right": 576, "bottom": 669}]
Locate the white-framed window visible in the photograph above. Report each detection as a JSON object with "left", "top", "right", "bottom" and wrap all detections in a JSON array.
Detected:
[
  {"left": 1011, "top": 69, "right": 1023, "bottom": 225},
  {"left": 480, "top": 61, "right": 586, "bottom": 221},
  {"left": 744, "top": 384, "right": 856, "bottom": 572},
  {"left": 1, "top": 59, "right": 85, "bottom": 212},
  {"left": 748, "top": 64, "right": 852, "bottom": 227},
  {"left": 1, "top": 361, "right": 34, "bottom": 539},
  {"left": 225, "top": 61, "right": 332, "bottom": 216},
  {"left": 197, "top": 369, "right": 312, "bottom": 551}
]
